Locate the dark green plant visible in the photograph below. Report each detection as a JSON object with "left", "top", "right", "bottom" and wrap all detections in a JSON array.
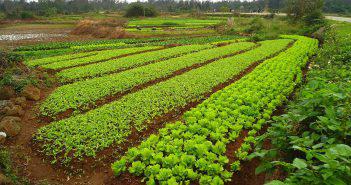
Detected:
[
  {"left": 0, "top": 149, "right": 18, "bottom": 184},
  {"left": 250, "top": 23, "right": 351, "bottom": 185},
  {"left": 161, "top": 22, "right": 180, "bottom": 26},
  {"left": 0, "top": 51, "right": 23, "bottom": 68},
  {"left": 125, "top": 3, "right": 157, "bottom": 17},
  {"left": 20, "top": 11, "right": 34, "bottom": 19},
  {"left": 244, "top": 18, "right": 264, "bottom": 34}
]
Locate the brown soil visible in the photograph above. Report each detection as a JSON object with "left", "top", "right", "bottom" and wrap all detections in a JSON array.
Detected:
[{"left": 4, "top": 40, "right": 300, "bottom": 185}]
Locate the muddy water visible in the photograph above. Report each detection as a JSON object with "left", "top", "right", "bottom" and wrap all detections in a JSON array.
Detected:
[{"left": 0, "top": 33, "right": 67, "bottom": 41}]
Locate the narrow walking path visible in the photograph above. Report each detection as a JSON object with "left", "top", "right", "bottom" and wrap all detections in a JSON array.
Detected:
[{"left": 325, "top": 16, "right": 351, "bottom": 23}]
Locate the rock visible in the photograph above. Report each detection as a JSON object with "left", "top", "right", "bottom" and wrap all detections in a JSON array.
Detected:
[
  {"left": 0, "top": 173, "right": 12, "bottom": 184},
  {"left": 0, "top": 86, "right": 16, "bottom": 100},
  {"left": 21, "top": 85, "right": 40, "bottom": 101},
  {"left": 0, "top": 100, "right": 14, "bottom": 115},
  {"left": 0, "top": 116, "right": 21, "bottom": 137},
  {"left": 4, "top": 105, "right": 24, "bottom": 116},
  {"left": 0, "top": 132, "right": 6, "bottom": 144},
  {"left": 13, "top": 97, "right": 27, "bottom": 108},
  {"left": 0, "top": 100, "right": 13, "bottom": 109},
  {"left": 0, "top": 100, "right": 24, "bottom": 116}
]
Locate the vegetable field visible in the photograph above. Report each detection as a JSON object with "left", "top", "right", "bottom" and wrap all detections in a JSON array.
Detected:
[{"left": 18, "top": 34, "right": 318, "bottom": 184}]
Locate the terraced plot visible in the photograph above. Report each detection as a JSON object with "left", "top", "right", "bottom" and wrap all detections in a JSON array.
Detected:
[
  {"left": 34, "top": 38, "right": 293, "bottom": 163},
  {"left": 25, "top": 51, "right": 98, "bottom": 67},
  {"left": 19, "top": 34, "right": 319, "bottom": 185},
  {"left": 111, "top": 35, "right": 318, "bottom": 184},
  {"left": 40, "top": 46, "right": 161, "bottom": 70},
  {"left": 40, "top": 42, "right": 255, "bottom": 116},
  {"left": 56, "top": 44, "right": 213, "bottom": 82},
  {"left": 17, "top": 35, "right": 241, "bottom": 60}
]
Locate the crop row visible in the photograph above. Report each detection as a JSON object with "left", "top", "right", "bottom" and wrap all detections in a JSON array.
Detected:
[
  {"left": 34, "top": 38, "right": 292, "bottom": 164},
  {"left": 128, "top": 18, "right": 221, "bottom": 27},
  {"left": 143, "top": 35, "right": 243, "bottom": 46},
  {"left": 40, "top": 42, "right": 256, "bottom": 116},
  {"left": 56, "top": 44, "right": 213, "bottom": 82},
  {"left": 15, "top": 35, "right": 240, "bottom": 52},
  {"left": 110, "top": 35, "right": 318, "bottom": 185},
  {"left": 16, "top": 36, "right": 243, "bottom": 60},
  {"left": 25, "top": 50, "right": 99, "bottom": 67},
  {"left": 14, "top": 37, "right": 165, "bottom": 52},
  {"left": 40, "top": 46, "right": 160, "bottom": 70},
  {"left": 16, "top": 48, "right": 75, "bottom": 60},
  {"left": 70, "top": 42, "right": 127, "bottom": 51}
]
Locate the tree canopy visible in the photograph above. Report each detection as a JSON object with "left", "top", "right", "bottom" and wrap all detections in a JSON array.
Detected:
[{"left": 0, "top": 0, "right": 350, "bottom": 19}]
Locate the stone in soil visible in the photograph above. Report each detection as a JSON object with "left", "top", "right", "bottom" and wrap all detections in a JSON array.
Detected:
[
  {"left": 13, "top": 96, "right": 27, "bottom": 108},
  {"left": 0, "top": 100, "right": 14, "bottom": 119},
  {"left": 0, "top": 100, "right": 14, "bottom": 110},
  {"left": 4, "top": 105, "right": 24, "bottom": 116},
  {"left": 21, "top": 85, "right": 40, "bottom": 101},
  {"left": 0, "top": 116, "right": 21, "bottom": 137},
  {"left": 0, "top": 99, "right": 24, "bottom": 120},
  {"left": 0, "top": 86, "right": 16, "bottom": 100}
]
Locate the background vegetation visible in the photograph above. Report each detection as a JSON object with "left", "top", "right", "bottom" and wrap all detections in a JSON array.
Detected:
[{"left": 0, "top": 0, "right": 350, "bottom": 20}]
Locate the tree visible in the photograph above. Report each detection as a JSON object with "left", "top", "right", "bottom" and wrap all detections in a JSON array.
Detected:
[
  {"left": 124, "top": 3, "right": 157, "bottom": 17},
  {"left": 285, "top": 0, "right": 324, "bottom": 21},
  {"left": 219, "top": 5, "right": 230, "bottom": 12}
]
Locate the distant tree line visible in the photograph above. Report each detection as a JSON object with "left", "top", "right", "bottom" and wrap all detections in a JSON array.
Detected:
[
  {"left": 324, "top": 0, "right": 351, "bottom": 14},
  {"left": 0, "top": 0, "right": 350, "bottom": 19}
]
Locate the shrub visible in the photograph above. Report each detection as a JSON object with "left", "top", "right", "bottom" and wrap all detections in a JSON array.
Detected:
[
  {"left": 263, "top": 13, "right": 275, "bottom": 19},
  {"left": 0, "top": 51, "right": 23, "bottom": 69},
  {"left": 161, "top": 22, "right": 180, "bottom": 26},
  {"left": 0, "top": 149, "right": 17, "bottom": 183},
  {"left": 125, "top": 3, "right": 157, "bottom": 17},
  {"left": 248, "top": 32, "right": 280, "bottom": 42},
  {"left": 244, "top": 18, "right": 264, "bottom": 34},
  {"left": 303, "top": 10, "right": 325, "bottom": 25},
  {"left": 0, "top": 51, "right": 39, "bottom": 92},
  {"left": 20, "top": 11, "right": 35, "bottom": 19},
  {"left": 38, "top": 7, "right": 57, "bottom": 17}
]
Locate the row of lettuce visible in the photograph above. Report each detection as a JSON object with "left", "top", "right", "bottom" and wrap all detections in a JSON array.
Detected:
[
  {"left": 39, "top": 42, "right": 256, "bottom": 117},
  {"left": 55, "top": 44, "right": 211, "bottom": 82},
  {"left": 110, "top": 35, "right": 318, "bottom": 185},
  {"left": 33, "top": 38, "right": 292, "bottom": 164},
  {"left": 15, "top": 35, "right": 242, "bottom": 59},
  {"left": 248, "top": 23, "right": 351, "bottom": 185},
  {"left": 55, "top": 38, "right": 245, "bottom": 83},
  {"left": 26, "top": 46, "right": 161, "bottom": 70}
]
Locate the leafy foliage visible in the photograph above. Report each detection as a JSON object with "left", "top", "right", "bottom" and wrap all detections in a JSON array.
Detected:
[
  {"left": 125, "top": 3, "right": 158, "bottom": 17},
  {"left": 35, "top": 39, "right": 291, "bottom": 164},
  {"left": 37, "top": 46, "right": 159, "bottom": 70},
  {"left": 55, "top": 44, "right": 210, "bottom": 82},
  {"left": 110, "top": 36, "right": 317, "bottom": 184},
  {"left": 250, "top": 23, "right": 351, "bottom": 185},
  {"left": 40, "top": 43, "right": 251, "bottom": 116}
]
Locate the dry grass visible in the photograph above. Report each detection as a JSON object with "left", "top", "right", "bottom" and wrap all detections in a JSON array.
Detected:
[{"left": 71, "top": 19, "right": 135, "bottom": 39}]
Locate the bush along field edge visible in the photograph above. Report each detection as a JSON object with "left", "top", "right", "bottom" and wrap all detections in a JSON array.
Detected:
[{"left": 248, "top": 23, "right": 351, "bottom": 185}]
